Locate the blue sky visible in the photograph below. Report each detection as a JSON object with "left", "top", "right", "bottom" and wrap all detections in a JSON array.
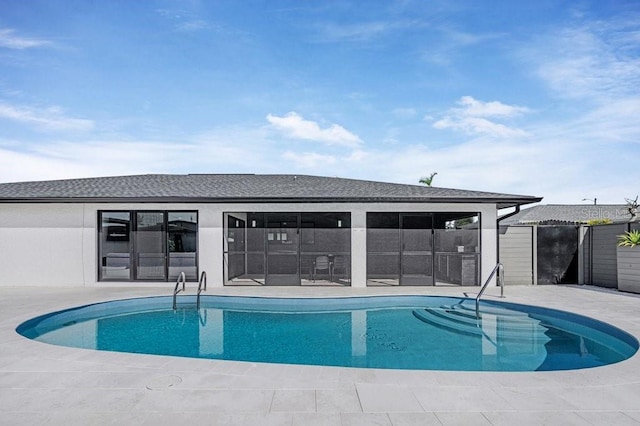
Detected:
[{"left": 1, "top": 0, "right": 639, "bottom": 204}]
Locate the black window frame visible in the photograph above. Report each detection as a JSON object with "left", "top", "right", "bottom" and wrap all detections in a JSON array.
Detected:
[
  {"left": 98, "top": 210, "right": 199, "bottom": 282},
  {"left": 366, "top": 211, "right": 481, "bottom": 286}
]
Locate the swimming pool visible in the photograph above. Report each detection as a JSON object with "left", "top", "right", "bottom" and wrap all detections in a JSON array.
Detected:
[{"left": 16, "top": 295, "right": 638, "bottom": 371}]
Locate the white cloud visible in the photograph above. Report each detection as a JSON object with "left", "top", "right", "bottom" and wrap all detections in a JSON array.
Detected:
[
  {"left": 456, "top": 96, "right": 530, "bottom": 118},
  {"left": 0, "top": 138, "right": 235, "bottom": 184},
  {"left": 0, "top": 141, "right": 178, "bottom": 183},
  {"left": 0, "top": 28, "right": 52, "bottom": 49},
  {"left": 432, "top": 96, "right": 529, "bottom": 138},
  {"left": 536, "top": 98, "right": 640, "bottom": 144},
  {"left": 0, "top": 126, "right": 276, "bottom": 183},
  {"left": 311, "top": 136, "right": 626, "bottom": 204},
  {"left": 0, "top": 102, "right": 94, "bottom": 132},
  {"left": 433, "top": 116, "right": 528, "bottom": 138},
  {"left": 527, "top": 19, "right": 640, "bottom": 100},
  {"left": 420, "top": 27, "right": 506, "bottom": 66},
  {"left": 2, "top": 96, "right": 636, "bottom": 206},
  {"left": 266, "top": 112, "right": 362, "bottom": 147}
]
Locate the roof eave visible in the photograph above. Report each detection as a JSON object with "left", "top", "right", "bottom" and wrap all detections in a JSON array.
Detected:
[{"left": 0, "top": 196, "right": 543, "bottom": 206}]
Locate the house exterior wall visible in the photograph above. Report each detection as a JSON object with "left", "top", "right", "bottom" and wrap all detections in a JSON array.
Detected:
[
  {"left": 499, "top": 225, "right": 534, "bottom": 285},
  {"left": 0, "top": 201, "right": 498, "bottom": 288},
  {"left": 0, "top": 204, "right": 87, "bottom": 286}
]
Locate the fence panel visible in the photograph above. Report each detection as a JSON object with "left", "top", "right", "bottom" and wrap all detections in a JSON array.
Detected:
[
  {"left": 499, "top": 225, "right": 533, "bottom": 285},
  {"left": 589, "top": 224, "right": 627, "bottom": 288}
]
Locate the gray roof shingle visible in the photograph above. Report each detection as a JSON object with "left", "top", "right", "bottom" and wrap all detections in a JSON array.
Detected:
[{"left": 0, "top": 174, "right": 541, "bottom": 207}]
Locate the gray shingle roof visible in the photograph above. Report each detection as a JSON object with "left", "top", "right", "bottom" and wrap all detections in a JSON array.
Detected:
[
  {"left": 500, "top": 204, "right": 632, "bottom": 225},
  {"left": 0, "top": 174, "right": 541, "bottom": 207}
]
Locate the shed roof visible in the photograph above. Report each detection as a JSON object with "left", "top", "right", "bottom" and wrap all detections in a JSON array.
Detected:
[
  {"left": 0, "top": 174, "right": 541, "bottom": 207},
  {"left": 499, "top": 204, "right": 631, "bottom": 225}
]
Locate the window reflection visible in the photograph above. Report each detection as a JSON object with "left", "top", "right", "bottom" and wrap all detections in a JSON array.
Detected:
[
  {"left": 100, "top": 212, "right": 131, "bottom": 280},
  {"left": 168, "top": 212, "right": 198, "bottom": 280},
  {"left": 99, "top": 211, "right": 198, "bottom": 281}
]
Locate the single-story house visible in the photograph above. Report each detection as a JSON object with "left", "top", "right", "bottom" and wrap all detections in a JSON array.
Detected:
[{"left": 0, "top": 174, "right": 541, "bottom": 288}]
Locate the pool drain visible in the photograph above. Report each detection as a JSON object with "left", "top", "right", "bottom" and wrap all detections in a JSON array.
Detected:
[{"left": 146, "top": 375, "right": 182, "bottom": 390}]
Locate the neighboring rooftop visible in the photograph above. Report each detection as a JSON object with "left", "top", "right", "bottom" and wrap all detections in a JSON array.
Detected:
[
  {"left": 500, "top": 204, "right": 632, "bottom": 225},
  {"left": 0, "top": 174, "right": 541, "bottom": 208}
]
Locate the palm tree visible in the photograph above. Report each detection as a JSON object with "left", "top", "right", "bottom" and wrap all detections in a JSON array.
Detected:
[{"left": 419, "top": 172, "right": 437, "bottom": 187}]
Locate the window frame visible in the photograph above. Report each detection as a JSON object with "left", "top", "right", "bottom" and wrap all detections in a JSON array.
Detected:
[{"left": 98, "top": 210, "right": 198, "bottom": 282}]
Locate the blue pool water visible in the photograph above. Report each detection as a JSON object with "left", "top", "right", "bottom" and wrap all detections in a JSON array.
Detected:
[{"left": 16, "top": 296, "right": 638, "bottom": 371}]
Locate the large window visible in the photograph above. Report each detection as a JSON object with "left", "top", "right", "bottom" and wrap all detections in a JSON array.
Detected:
[{"left": 99, "top": 211, "right": 198, "bottom": 281}]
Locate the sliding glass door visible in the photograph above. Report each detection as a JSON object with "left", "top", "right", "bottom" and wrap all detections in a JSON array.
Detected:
[
  {"left": 265, "top": 214, "right": 300, "bottom": 286},
  {"left": 99, "top": 210, "right": 198, "bottom": 281},
  {"left": 135, "top": 212, "right": 166, "bottom": 280}
]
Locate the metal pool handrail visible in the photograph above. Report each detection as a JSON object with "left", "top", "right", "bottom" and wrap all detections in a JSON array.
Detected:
[
  {"left": 196, "top": 271, "right": 207, "bottom": 309},
  {"left": 172, "top": 271, "right": 186, "bottom": 311},
  {"left": 475, "top": 263, "right": 504, "bottom": 319}
]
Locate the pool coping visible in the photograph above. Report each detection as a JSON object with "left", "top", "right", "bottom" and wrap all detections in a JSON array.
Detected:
[{"left": 2, "top": 284, "right": 640, "bottom": 425}]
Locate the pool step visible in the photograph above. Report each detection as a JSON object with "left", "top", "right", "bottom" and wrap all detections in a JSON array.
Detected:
[
  {"left": 433, "top": 304, "right": 537, "bottom": 332},
  {"left": 412, "top": 306, "right": 550, "bottom": 342},
  {"left": 450, "top": 302, "right": 531, "bottom": 318},
  {"left": 422, "top": 308, "right": 545, "bottom": 334}
]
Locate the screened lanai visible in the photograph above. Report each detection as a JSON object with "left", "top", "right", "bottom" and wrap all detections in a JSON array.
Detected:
[
  {"left": 366, "top": 212, "right": 480, "bottom": 286},
  {"left": 224, "top": 212, "right": 351, "bottom": 286},
  {"left": 223, "top": 211, "right": 480, "bottom": 287}
]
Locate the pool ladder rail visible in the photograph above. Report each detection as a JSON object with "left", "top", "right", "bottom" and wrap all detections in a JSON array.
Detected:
[
  {"left": 172, "top": 271, "right": 207, "bottom": 311},
  {"left": 475, "top": 263, "right": 504, "bottom": 320},
  {"left": 196, "top": 271, "right": 207, "bottom": 309}
]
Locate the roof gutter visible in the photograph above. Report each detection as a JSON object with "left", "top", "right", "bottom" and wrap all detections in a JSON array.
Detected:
[
  {"left": 497, "top": 205, "right": 521, "bottom": 225},
  {"left": 0, "top": 196, "right": 543, "bottom": 206}
]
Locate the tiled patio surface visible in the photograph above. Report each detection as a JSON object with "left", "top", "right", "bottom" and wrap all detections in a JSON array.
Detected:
[{"left": 1, "top": 284, "right": 640, "bottom": 425}]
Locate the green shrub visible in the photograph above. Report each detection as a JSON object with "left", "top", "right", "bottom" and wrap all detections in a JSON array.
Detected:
[
  {"left": 587, "top": 218, "right": 613, "bottom": 225},
  {"left": 617, "top": 230, "right": 640, "bottom": 247}
]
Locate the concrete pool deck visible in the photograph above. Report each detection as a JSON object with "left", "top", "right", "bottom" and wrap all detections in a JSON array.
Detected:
[{"left": 1, "top": 284, "right": 640, "bottom": 425}]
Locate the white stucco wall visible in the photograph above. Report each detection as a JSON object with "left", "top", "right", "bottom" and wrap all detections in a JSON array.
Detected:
[
  {"left": 0, "top": 201, "right": 499, "bottom": 287},
  {"left": 0, "top": 204, "right": 87, "bottom": 286}
]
